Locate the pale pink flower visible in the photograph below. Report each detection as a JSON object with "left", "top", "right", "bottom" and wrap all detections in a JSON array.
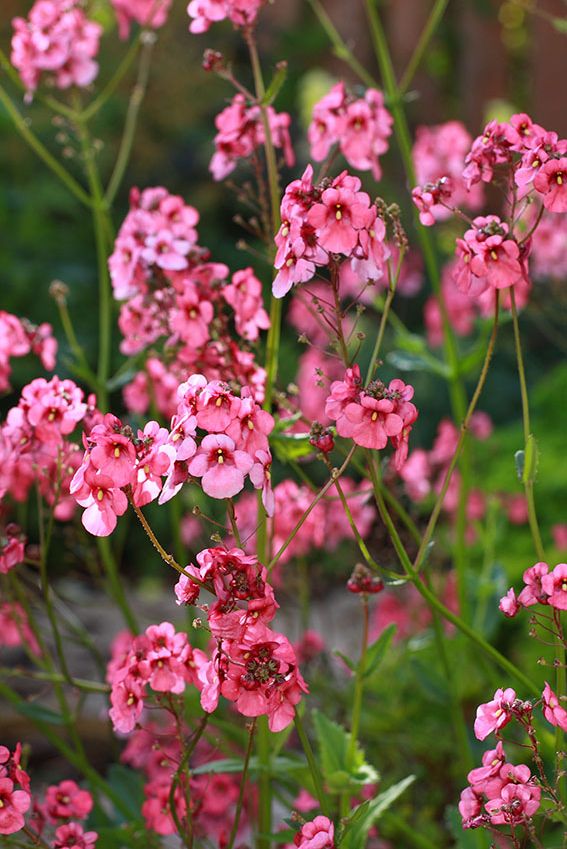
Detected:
[
  {"left": 474, "top": 687, "right": 517, "bottom": 740},
  {"left": 188, "top": 434, "right": 253, "bottom": 499}
]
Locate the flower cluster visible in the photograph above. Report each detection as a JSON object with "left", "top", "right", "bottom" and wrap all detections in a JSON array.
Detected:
[
  {"left": 234, "top": 477, "right": 376, "bottom": 567},
  {"left": 325, "top": 365, "right": 417, "bottom": 469},
  {"left": 0, "top": 745, "right": 31, "bottom": 836},
  {"left": 72, "top": 374, "right": 274, "bottom": 536},
  {"left": 110, "top": 187, "right": 269, "bottom": 416},
  {"left": 107, "top": 623, "right": 208, "bottom": 734},
  {"left": 453, "top": 215, "right": 528, "bottom": 297},
  {"left": 111, "top": 0, "right": 172, "bottom": 39},
  {"left": 175, "top": 545, "right": 307, "bottom": 731},
  {"left": 187, "top": 0, "right": 263, "bottom": 34},
  {"left": 0, "top": 376, "right": 91, "bottom": 522},
  {"left": 122, "top": 724, "right": 253, "bottom": 840},
  {"left": 459, "top": 742, "right": 541, "bottom": 829},
  {"left": 400, "top": 413, "right": 491, "bottom": 519},
  {"left": 274, "top": 166, "right": 390, "bottom": 298},
  {"left": 308, "top": 82, "right": 392, "bottom": 180},
  {"left": 0, "top": 311, "right": 56, "bottom": 393},
  {"left": 210, "top": 93, "right": 294, "bottom": 181},
  {"left": 11, "top": 0, "right": 102, "bottom": 95},
  {"left": 499, "top": 561, "right": 567, "bottom": 616},
  {"left": 411, "top": 120, "right": 483, "bottom": 224}
]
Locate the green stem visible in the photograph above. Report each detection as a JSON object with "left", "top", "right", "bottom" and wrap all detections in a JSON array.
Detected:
[
  {"left": 73, "top": 108, "right": 113, "bottom": 411},
  {"left": 227, "top": 721, "right": 256, "bottom": 849},
  {"left": 81, "top": 36, "right": 142, "bottom": 122},
  {"left": 0, "top": 680, "right": 133, "bottom": 819},
  {"left": 255, "top": 716, "right": 272, "bottom": 849},
  {"left": 105, "top": 33, "right": 156, "bottom": 206},
  {"left": 365, "top": 252, "right": 402, "bottom": 384},
  {"left": 367, "top": 456, "right": 539, "bottom": 696},
  {"left": 0, "top": 84, "right": 92, "bottom": 207},
  {"left": 509, "top": 288, "right": 546, "bottom": 562},
  {"left": 53, "top": 288, "right": 100, "bottom": 391},
  {"left": 0, "top": 666, "right": 108, "bottom": 693},
  {"left": 399, "top": 0, "right": 450, "bottom": 94},
  {"left": 362, "top": 0, "right": 472, "bottom": 621},
  {"left": 97, "top": 537, "right": 139, "bottom": 634},
  {"left": 413, "top": 297, "right": 500, "bottom": 574},
  {"left": 307, "top": 0, "right": 378, "bottom": 88},
  {"left": 340, "top": 597, "right": 370, "bottom": 817},
  {"left": 294, "top": 711, "right": 331, "bottom": 816}
]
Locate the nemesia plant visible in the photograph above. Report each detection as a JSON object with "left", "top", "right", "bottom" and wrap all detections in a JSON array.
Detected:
[{"left": 0, "top": 0, "right": 566, "bottom": 848}]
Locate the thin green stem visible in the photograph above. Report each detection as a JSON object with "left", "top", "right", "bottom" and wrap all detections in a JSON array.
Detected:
[
  {"left": 413, "top": 297, "right": 500, "bottom": 574},
  {"left": 227, "top": 721, "right": 256, "bottom": 849},
  {"left": 509, "top": 288, "right": 546, "bottom": 562},
  {"left": 268, "top": 446, "right": 356, "bottom": 572},
  {"left": 367, "top": 456, "right": 539, "bottom": 696},
  {"left": 365, "top": 253, "right": 402, "bottom": 384},
  {"left": 52, "top": 287, "right": 100, "bottom": 391},
  {"left": 399, "top": 0, "right": 450, "bottom": 94},
  {"left": 73, "top": 106, "right": 113, "bottom": 411},
  {"left": 294, "top": 711, "right": 330, "bottom": 816},
  {"left": 105, "top": 33, "right": 156, "bottom": 206},
  {"left": 0, "top": 666, "right": 108, "bottom": 693},
  {"left": 97, "top": 537, "right": 139, "bottom": 633},
  {"left": 0, "top": 84, "right": 91, "bottom": 207},
  {"left": 307, "top": 0, "right": 378, "bottom": 88},
  {"left": 340, "top": 597, "right": 370, "bottom": 816},
  {"left": 81, "top": 37, "right": 142, "bottom": 122}
]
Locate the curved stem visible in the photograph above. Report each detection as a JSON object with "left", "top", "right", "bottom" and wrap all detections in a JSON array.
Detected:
[
  {"left": 399, "top": 0, "right": 450, "bottom": 94},
  {"left": 0, "top": 84, "right": 92, "bottom": 207},
  {"left": 307, "top": 0, "right": 378, "bottom": 88},
  {"left": 367, "top": 455, "right": 539, "bottom": 696},
  {"left": 294, "top": 711, "right": 331, "bottom": 816},
  {"left": 97, "top": 537, "right": 139, "bottom": 633},
  {"left": 340, "top": 597, "right": 370, "bottom": 816},
  {"left": 105, "top": 33, "right": 156, "bottom": 206},
  {"left": 82, "top": 36, "right": 142, "bottom": 122},
  {"left": 509, "top": 287, "right": 546, "bottom": 562},
  {"left": 227, "top": 721, "right": 256, "bottom": 849},
  {"left": 413, "top": 296, "right": 500, "bottom": 574}
]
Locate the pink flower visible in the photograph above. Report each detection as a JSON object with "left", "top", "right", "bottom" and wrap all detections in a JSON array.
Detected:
[
  {"left": 11, "top": 1, "right": 102, "bottom": 94},
  {"left": 553, "top": 524, "right": 567, "bottom": 551},
  {"left": 0, "top": 777, "right": 30, "bottom": 835},
  {"left": 534, "top": 157, "right": 567, "bottom": 212},
  {"left": 53, "top": 822, "right": 98, "bottom": 849},
  {"left": 0, "top": 602, "right": 40, "bottom": 655},
  {"left": 473, "top": 687, "right": 516, "bottom": 740},
  {"left": 249, "top": 449, "right": 274, "bottom": 516},
  {"left": 484, "top": 770, "right": 541, "bottom": 825},
  {"left": 109, "top": 680, "right": 145, "bottom": 734},
  {"left": 111, "top": 0, "right": 172, "bottom": 39},
  {"left": 542, "top": 682, "right": 567, "bottom": 731},
  {"left": 541, "top": 562, "right": 567, "bottom": 610},
  {"left": 45, "top": 781, "right": 93, "bottom": 822},
  {"left": 188, "top": 434, "right": 253, "bottom": 499},
  {"left": 307, "top": 183, "right": 369, "bottom": 254},
  {"left": 223, "top": 267, "right": 270, "bottom": 341},
  {"left": 498, "top": 588, "right": 520, "bottom": 618},
  {"left": 72, "top": 467, "right": 128, "bottom": 537},
  {"left": 517, "top": 561, "right": 550, "bottom": 607},
  {"left": 294, "top": 815, "right": 335, "bottom": 848}
]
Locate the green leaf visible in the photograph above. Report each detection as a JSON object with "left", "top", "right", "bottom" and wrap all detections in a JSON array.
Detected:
[
  {"left": 312, "top": 711, "right": 379, "bottom": 794},
  {"left": 191, "top": 755, "right": 304, "bottom": 777},
  {"left": 106, "top": 765, "right": 145, "bottom": 821},
  {"left": 271, "top": 432, "right": 313, "bottom": 462},
  {"left": 387, "top": 349, "right": 449, "bottom": 377},
  {"left": 15, "top": 702, "right": 66, "bottom": 725},
  {"left": 552, "top": 17, "right": 567, "bottom": 34},
  {"left": 361, "top": 624, "right": 396, "bottom": 679},
  {"left": 261, "top": 62, "right": 288, "bottom": 105},
  {"left": 340, "top": 775, "right": 416, "bottom": 848},
  {"left": 522, "top": 434, "right": 538, "bottom": 485},
  {"left": 333, "top": 649, "right": 357, "bottom": 672}
]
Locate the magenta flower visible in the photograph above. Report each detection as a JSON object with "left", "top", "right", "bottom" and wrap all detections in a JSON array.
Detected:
[
  {"left": 542, "top": 682, "right": 567, "bottom": 731},
  {"left": 0, "top": 777, "right": 30, "bottom": 835},
  {"left": 73, "top": 467, "right": 128, "bottom": 537},
  {"left": 517, "top": 561, "right": 550, "bottom": 606},
  {"left": 473, "top": 687, "right": 516, "bottom": 740},
  {"left": 534, "top": 157, "right": 567, "bottom": 212},
  {"left": 45, "top": 780, "right": 93, "bottom": 822},
  {"left": 498, "top": 588, "right": 520, "bottom": 617},
  {"left": 541, "top": 562, "right": 567, "bottom": 609},
  {"left": 307, "top": 184, "right": 369, "bottom": 254},
  {"left": 53, "top": 822, "right": 98, "bottom": 849},
  {"left": 294, "top": 815, "right": 335, "bottom": 848},
  {"left": 188, "top": 434, "right": 253, "bottom": 499}
]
